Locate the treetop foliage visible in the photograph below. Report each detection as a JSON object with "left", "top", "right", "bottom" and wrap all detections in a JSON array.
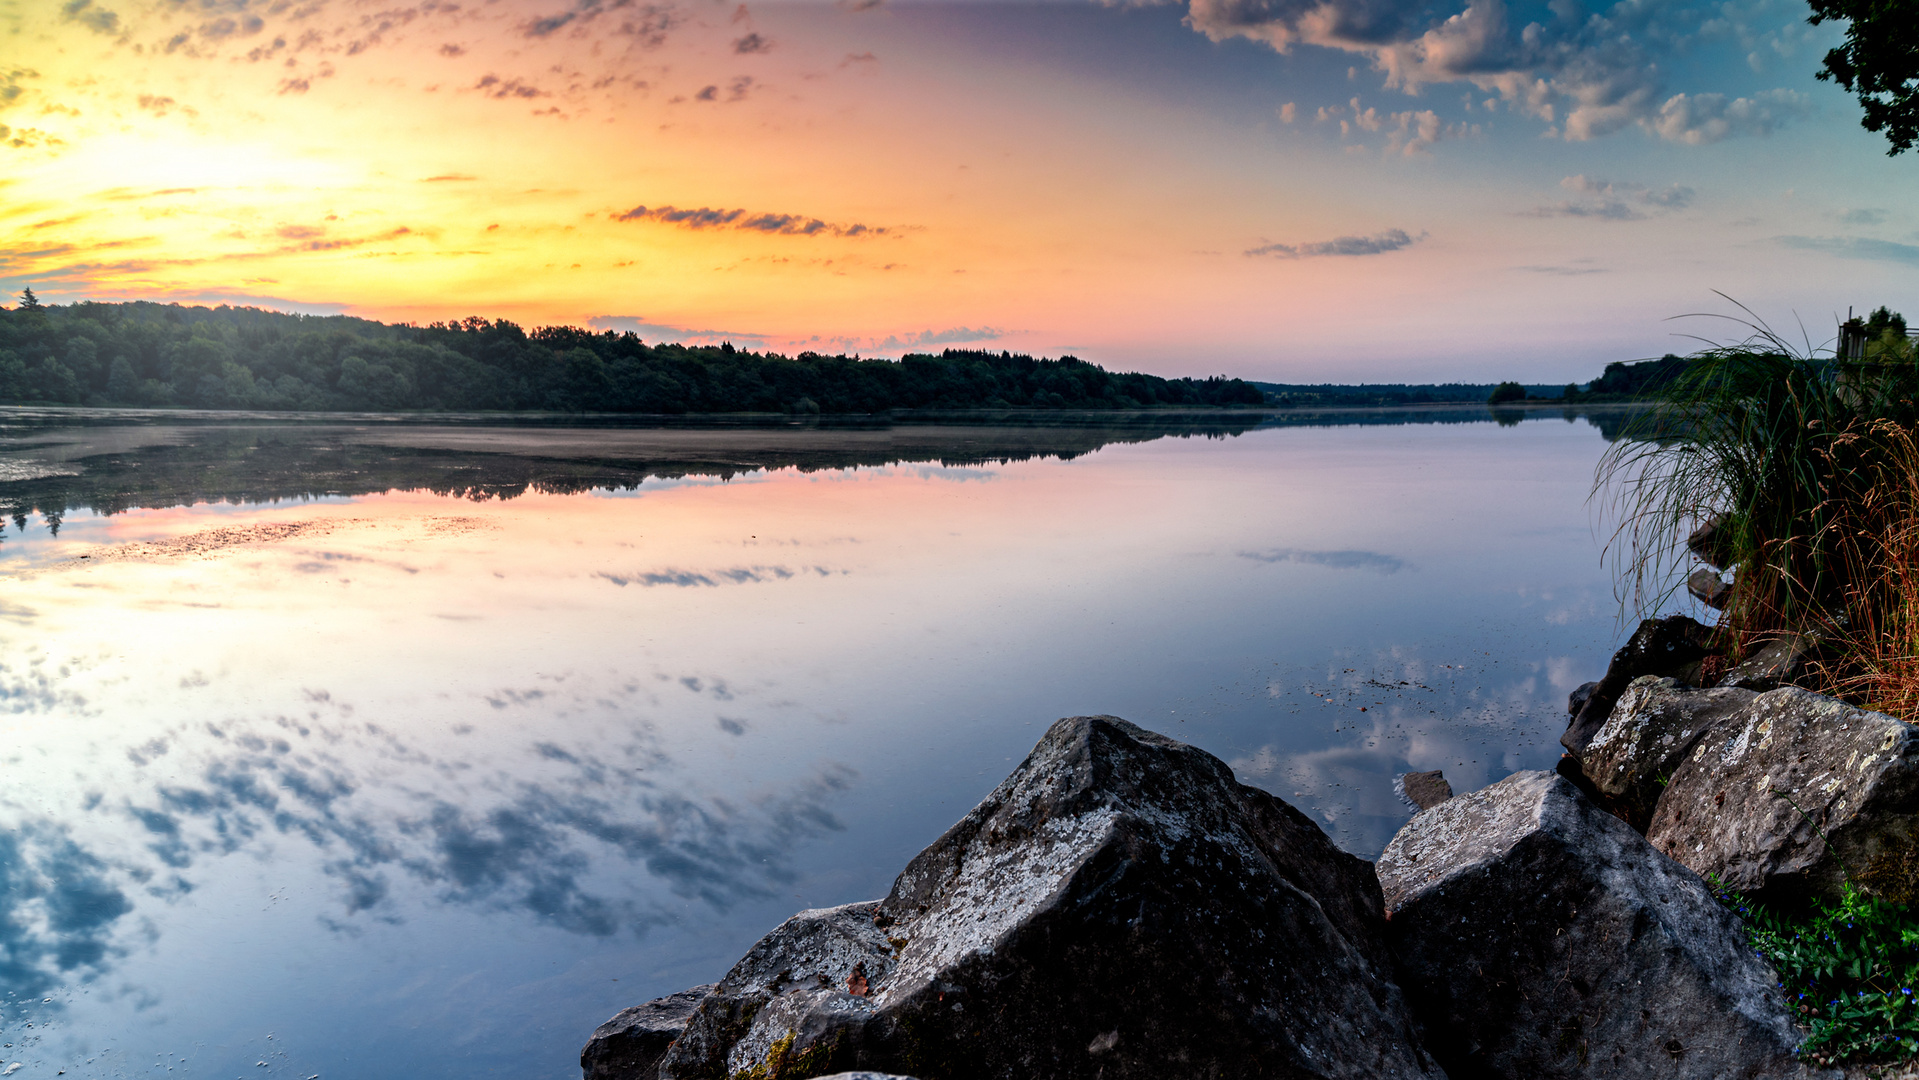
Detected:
[
  {"left": 1808, "top": 0, "right": 1919, "bottom": 155},
  {"left": 0, "top": 299, "right": 1264, "bottom": 414}
]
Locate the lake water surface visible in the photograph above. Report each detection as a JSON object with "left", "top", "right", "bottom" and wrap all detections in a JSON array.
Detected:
[{"left": 0, "top": 407, "right": 1646, "bottom": 1079}]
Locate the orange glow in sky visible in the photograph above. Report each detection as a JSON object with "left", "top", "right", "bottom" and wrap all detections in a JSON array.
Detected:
[{"left": 3, "top": 0, "right": 1915, "bottom": 379}]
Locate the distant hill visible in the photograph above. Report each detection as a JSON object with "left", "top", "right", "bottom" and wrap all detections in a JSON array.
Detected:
[{"left": 0, "top": 299, "right": 1265, "bottom": 414}]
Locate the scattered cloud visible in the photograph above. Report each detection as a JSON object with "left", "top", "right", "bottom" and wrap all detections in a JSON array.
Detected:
[
  {"left": 1182, "top": 0, "right": 1812, "bottom": 145},
  {"left": 1838, "top": 208, "right": 1888, "bottom": 226},
  {"left": 683, "top": 76, "right": 756, "bottom": 103},
  {"left": 1245, "top": 227, "right": 1420, "bottom": 258},
  {"left": 878, "top": 327, "right": 1004, "bottom": 348},
  {"left": 733, "top": 32, "right": 772, "bottom": 54},
  {"left": 1527, "top": 175, "right": 1695, "bottom": 221},
  {"left": 232, "top": 224, "right": 420, "bottom": 254},
  {"left": 1647, "top": 89, "right": 1812, "bottom": 145},
  {"left": 59, "top": 0, "right": 119, "bottom": 34},
  {"left": 0, "top": 69, "right": 29, "bottom": 109},
  {"left": 1776, "top": 235, "right": 1919, "bottom": 267},
  {"left": 614, "top": 203, "right": 892, "bottom": 238},
  {"left": 518, "top": 0, "right": 660, "bottom": 39},
  {"left": 475, "top": 75, "right": 546, "bottom": 100},
  {"left": 135, "top": 93, "right": 183, "bottom": 116},
  {"left": 1514, "top": 264, "right": 1607, "bottom": 276},
  {"left": 587, "top": 316, "right": 771, "bottom": 349},
  {"left": 1278, "top": 101, "right": 1297, "bottom": 123}
]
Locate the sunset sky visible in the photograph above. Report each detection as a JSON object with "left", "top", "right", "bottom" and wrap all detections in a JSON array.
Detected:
[{"left": 2, "top": 0, "right": 1914, "bottom": 380}]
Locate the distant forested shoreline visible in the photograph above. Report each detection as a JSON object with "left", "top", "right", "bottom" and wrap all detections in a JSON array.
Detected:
[{"left": 0, "top": 297, "right": 1265, "bottom": 414}]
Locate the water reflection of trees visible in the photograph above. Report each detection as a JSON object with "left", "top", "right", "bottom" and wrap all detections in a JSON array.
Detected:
[
  {"left": 0, "top": 416, "right": 1279, "bottom": 533},
  {"left": 0, "top": 408, "right": 1636, "bottom": 536}
]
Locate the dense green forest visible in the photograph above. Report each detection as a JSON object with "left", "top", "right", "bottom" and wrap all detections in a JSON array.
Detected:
[{"left": 0, "top": 294, "right": 1264, "bottom": 413}]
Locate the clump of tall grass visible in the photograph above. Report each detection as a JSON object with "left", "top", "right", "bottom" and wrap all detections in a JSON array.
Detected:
[{"left": 1596, "top": 299, "right": 1919, "bottom": 707}]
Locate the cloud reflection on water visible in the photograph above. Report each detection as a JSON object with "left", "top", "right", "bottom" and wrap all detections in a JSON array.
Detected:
[
  {"left": 595, "top": 565, "right": 843, "bottom": 588},
  {"left": 0, "top": 823, "right": 132, "bottom": 1008},
  {"left": 0, "top": 679, "right": 859, "bottom": 1013},
  {"left": 1238, "top": 547, "right": 1407, "bottom": 574}
]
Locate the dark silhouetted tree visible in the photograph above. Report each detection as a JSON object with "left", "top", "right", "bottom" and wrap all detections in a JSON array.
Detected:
[{"left": 1808, "top": 0, "right": 1919, "bottom": 154}]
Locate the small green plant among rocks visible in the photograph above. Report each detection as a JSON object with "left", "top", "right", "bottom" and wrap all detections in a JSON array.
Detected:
[{"left": 1715, "top": 878, "right": 1919, "bottom": 1066}]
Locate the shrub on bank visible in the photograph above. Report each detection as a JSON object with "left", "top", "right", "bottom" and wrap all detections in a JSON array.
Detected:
[
  {"left": 1717, "top": 879, "right": 1919, "bottom": 1067},
  {"left": 1596, "top": 301, "right": 1919, "bottom": 711}
]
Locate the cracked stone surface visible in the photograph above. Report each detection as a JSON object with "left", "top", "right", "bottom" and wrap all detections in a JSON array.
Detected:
[
  {"left": 657, "top": 715, "right": 1443, "bottom": 1080},
  {"left": 1647, "top": 686, "right": 1919, "bottom": 905},
  {"left": 1377, "top": 771, "right": 1819, "bottom": 1080}
]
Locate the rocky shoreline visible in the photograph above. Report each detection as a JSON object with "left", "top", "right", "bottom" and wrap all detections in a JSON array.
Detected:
[{"left": 582, "top": 619, "right": 1919, "bottom": 1080}]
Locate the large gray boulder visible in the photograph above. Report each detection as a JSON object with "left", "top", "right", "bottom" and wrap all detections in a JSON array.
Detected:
[
  {"left": 1579, "top": 677, "right": 1758, "bottom": 831},
  {"left": 583, "top": 985, "right": 716, "bottom": 1080},
  {"left": 1562, "top": 615, "right": 1722, "bottom": 761},
  {"left": 1377, "top": 771, "right": 1814, "bottom": 1080},
  {"left": 658, "top": 715, "right": 1444, "bottom": 1080},
  {"left": 1647, "top": 686, "right": 1919, "bottom": 904}
]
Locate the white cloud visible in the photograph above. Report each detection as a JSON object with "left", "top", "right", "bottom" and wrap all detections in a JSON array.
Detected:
[
  {"left": 1645, "top": 88, "right": 1812, "bottom": 144},
  {"left": 1527, "top": 174, "right": 1695, "bottom": 219},
  {"left": 1181, "top": 0, "right": 1812, "bottom": 146}
]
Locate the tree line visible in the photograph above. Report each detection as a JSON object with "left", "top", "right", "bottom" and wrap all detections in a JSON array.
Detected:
[{"left": 0, "top": 294, "right": 1265, "bottom": 413}]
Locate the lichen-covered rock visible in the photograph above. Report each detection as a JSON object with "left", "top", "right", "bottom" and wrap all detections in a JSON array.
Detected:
[
  {"left": 659, "top": 715, "right": 1443, "bottom": 1080},
  {"left": 1579, "top": 677, "right": 1758, "bottom": 831},
  {"left": 1377, "top": 771, "right": 1815, "bottom": 1080},
  {"left": 1562, "top": 615, "right": 1722, "bottom": 761},
  {"left": 1647, "top": 686, "right": 1919, "bottom": 904},
  {"left": 583, "top": 985, "right": 716, "bottom": 1080}
]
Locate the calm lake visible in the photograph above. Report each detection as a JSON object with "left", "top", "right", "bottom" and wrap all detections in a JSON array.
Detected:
[{"left": 0, "top": 406, "right": 1643, "bottom": 1079}]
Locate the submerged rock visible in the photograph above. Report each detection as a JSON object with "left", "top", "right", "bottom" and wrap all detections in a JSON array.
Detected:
[
  {"left": 1686, "top": 567, "right": 1731, "bottom": 610},
  {"left": 1579, "top": 677, "right": 1758, "bottom": 831},
  {"left": 1647, "top": 686, "right": 1919, "bottom": 904},
  {"left": 1688, "top": 513, "right": 1735, "bottom": 570},
  {"left": 1377, "top": 770, "right": 1812, "bottom": 1080},
  {"left": 1563, "top": 615, "right": 1721, "bottom": 761},
  {"left": 658, "top": 715, "right": 1442, "bottom": 1080},
  {"left": 1398, "top": 770, "right": 1453, "bottom": 811},
  {"left": 583, "top": 985, "right": 716, "bottom": 1080}
]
